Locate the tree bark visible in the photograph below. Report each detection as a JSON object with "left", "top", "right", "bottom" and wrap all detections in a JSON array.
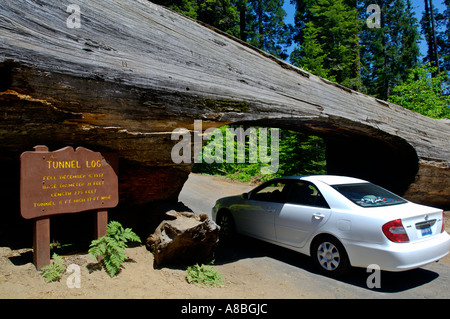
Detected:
[{"left": 0, "top": 0, "right": 448, "bottom": 209}]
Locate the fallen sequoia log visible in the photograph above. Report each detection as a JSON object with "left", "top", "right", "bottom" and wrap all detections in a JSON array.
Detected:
[
  {"left": 0, "top": 0, "right": 449, "bottom": 210},
  {"left": 146, "top": 211, "right": 220, "bottom": 267}
]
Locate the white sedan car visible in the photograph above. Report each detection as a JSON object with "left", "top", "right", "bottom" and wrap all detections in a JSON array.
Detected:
[{"left": 212, "top": 175, "right": 450, "bottom": 276}]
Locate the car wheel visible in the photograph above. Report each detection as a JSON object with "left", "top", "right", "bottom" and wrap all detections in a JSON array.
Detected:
[
  {"left": 311, "top": 236, "right": 350, "bottom": 277},
  {"left": 216, "top": 211, "right": 236, "bottom": 239}
]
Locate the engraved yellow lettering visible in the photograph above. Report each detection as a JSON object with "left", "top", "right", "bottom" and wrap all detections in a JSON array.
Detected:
[
  {"left": 50, "top": 191, "right": 72, "bottom": 197},
  {"left": 42, "top": 184, "right": 57, "bottom": 190},
  {"left": 86, "top": 160, "right": 101, "bottom": 168},
  {"left": 46, "top": 160, "right": 83, "bottom": 169},
  {"left": 33, "top": 201, "right": 55, "bottom": 207}
]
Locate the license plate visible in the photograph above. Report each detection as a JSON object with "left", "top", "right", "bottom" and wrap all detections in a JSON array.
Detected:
[{"left": 421, "top": 227, "right": 432, "bottom": 237}]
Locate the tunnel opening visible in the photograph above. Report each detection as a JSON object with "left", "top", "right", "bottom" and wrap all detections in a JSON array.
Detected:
[
  {"left": 193, "top": 118, "right": 419, "bottom": 197},
  {"left": 325, "top": 134, "right": 419, "bottom": 196},
  {"left": 191, "top": 124, "right": 327, "bottom": 183}
]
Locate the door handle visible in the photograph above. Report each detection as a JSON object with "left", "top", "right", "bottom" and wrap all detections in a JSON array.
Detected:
[{"left": 313, "top": 213, "right": 325, "bottom": 220}]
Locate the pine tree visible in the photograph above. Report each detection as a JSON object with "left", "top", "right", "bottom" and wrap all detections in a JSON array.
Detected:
[
  {"left": 399, "top": 0, "right": 421, "bottom": 78},
  {"left": 360, "top": 0, "right": 420, "bottom": 100},
  {"left": 421, "top": 0, "right": 443, "bottom": 74},
  {"left": 197, "top": 0, "right": 240, "bottom": 37},
  {"left": 290, "top": 0, "right": 362, "bottom": 90},
  {"left": 243, "top": 0, "right": 292, "bottom": 59},
  {"left": 437, "top": 0, "right": 450, "bottom": 74},
  {"left": 290, "top": 21, "right": 330, "bottom": 79},
  {"left": 291, "top": 0, "right": 316, "bottom": 45},
  {"left": 422, "top": 0, "right": 435, "bottom": 67},
  {"left": 439, "top": 0, "right": 449, "bottom": 97},
  {"left": 237, "top": 0, "right": 249, "bottom": 41}
]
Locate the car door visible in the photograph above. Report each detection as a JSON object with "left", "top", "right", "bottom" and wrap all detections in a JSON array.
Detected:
[
  {"left": 236, "top": 180, "right": 290, "bottom": 240},
  {"left": 275, "top": 181, "right": 331, "bottom": 248}
]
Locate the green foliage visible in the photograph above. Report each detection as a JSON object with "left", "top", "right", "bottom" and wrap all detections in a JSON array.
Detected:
[
  {"left": 41, "top": 253, "right": 66, "bottom": 283},
  {"left": 186, "top": 262, "right": 224, "bottom": 287},
  {"left": 290, "top": 21, "right": 329, "bottom": 79},
  {"left": 244, "top": 0, "right": 292, "bottom": 59},
  {"left": 440, "top": 0, "right": 450, "bottom": 73},
  {"left": 388, "top": 63, "right": 450, "bottom": 119},
  {"left": 89, "top": 221, "right": 141, "bottom": 277},
  {"left": 290, "top": 0, "right": 362, "bottom": 90},
  {"left": 360, "top": 0, "right": 421, "bottom": 100},
  {"left": 197, "top": 0, "right": 240, "bottom": 37},
  {"left": 277, "top": 131, "right": 327, "bottom": 177},
  {"left": 193, "top": 126, "right": 326, "bottom": 183}
]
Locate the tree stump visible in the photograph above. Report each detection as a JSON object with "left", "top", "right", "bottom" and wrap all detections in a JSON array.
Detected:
[{"left": 146, "top": 211, "right": 220, "bottom": 267}]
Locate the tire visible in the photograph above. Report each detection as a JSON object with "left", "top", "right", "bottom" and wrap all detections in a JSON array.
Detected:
[
  {"left": 216, "top": 210, "right": 236, "bottom": 239},
  {"left": 311, "top": 236, "right": 350, "bottom": 277}
]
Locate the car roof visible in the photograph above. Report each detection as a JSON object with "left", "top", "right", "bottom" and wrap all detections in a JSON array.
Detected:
[{"left": 276, "top": 175, "right": 368, "bottom": 186}]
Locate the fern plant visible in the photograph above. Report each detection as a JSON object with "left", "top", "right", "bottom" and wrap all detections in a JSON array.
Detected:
[
  {"left": 41, "top": 253, "right": 66, "bottom": 283},
  {"left": 89, "top": 221, "right": 141, "bottom": 277},
  {"left": 186, "top": 262, "right": 224, "bottom": 287}
]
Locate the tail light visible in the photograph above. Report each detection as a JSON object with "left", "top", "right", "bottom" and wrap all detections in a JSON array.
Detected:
[
  {"left": 441, "top": 211, "right": 445, "bottom": 233},
  {"left": 382, "top": 219, "right": 410, "bottom": 243}
]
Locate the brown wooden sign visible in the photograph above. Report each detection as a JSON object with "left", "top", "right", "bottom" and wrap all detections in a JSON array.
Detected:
[
  {"left": 20, "top": 145, "right": 119, "bottom": 269},
  {"left": 20, "top": 146, "right": 118, "bottom": 219}
]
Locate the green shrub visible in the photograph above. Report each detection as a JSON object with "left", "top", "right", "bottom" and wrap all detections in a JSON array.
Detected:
[{"left": 88, "top": 221, "right": 141, "bottom": 277}]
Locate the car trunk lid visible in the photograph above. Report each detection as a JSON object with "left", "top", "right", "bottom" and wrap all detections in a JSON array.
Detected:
[
  {"left": 364, "top": 202, "right": 444, "bottom": 243},
  {"left": 401, "top": 209, "right": 444, "bottom": 242}
]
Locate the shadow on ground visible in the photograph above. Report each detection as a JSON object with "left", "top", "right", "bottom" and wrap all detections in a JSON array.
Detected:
[
  {"left": 214, "top": 234, "right": 440, "bottom": 294},
  {"left": 1, "top": 200, "right": 193, "bottom": 258}
]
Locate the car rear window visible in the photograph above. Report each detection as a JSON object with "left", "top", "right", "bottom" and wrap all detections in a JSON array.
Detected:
[{"left": 331, "top": 183, "right": 407, "bottom": 207}]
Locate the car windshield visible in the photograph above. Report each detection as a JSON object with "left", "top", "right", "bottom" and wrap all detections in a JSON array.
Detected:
[{"left": 332, "top": 183, "right": 407, "bottom": 207}]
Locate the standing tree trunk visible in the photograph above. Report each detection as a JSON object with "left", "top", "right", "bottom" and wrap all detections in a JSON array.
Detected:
[{"left": 429, "top": 0, "right": 441, "bottom": 74}]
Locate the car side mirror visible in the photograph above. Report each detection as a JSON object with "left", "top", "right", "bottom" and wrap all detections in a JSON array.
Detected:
[{"left": 242, "top": 192, "right": 249, "bottom": 200}]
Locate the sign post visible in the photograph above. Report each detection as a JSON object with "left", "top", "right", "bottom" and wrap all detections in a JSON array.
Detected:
[
  {"left": 33, "top": 216, "right": 50, "bottom": 270},
  {"left": 20, "top": 145, "right": 119, "bottom": 269}
]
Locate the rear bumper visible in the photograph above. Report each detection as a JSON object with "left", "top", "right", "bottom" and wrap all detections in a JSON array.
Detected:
[{"left": 344, "top": 231, "right": 450, "bottom": 272}]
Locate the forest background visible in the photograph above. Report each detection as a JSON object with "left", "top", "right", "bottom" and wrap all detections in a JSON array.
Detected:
[{"left": 151, "top": 0, "right": 450, "bottom": 182}]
